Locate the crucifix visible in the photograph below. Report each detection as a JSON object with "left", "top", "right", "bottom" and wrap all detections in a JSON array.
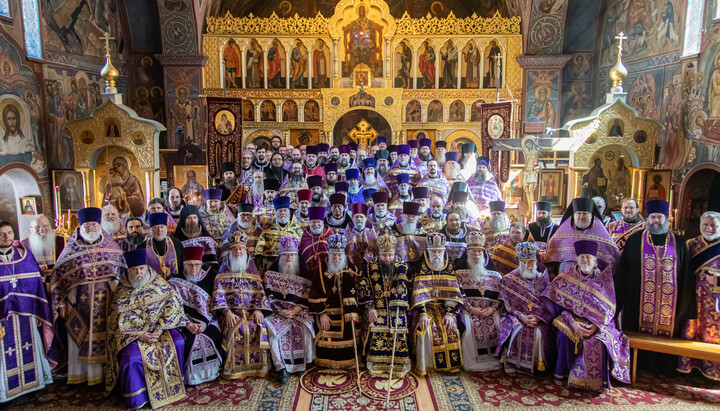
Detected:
[
  {"left": 495, "top": 52, "right": 503, "bottom": 102},
  {"left": 493, "top": 135, "right": 582, "bottom": 220},
  {"left": 99, "top": 32, "right": 114, "bottom": 58},
  {"left": 348, "top": 119, "right": 378, "bottom": 152}
]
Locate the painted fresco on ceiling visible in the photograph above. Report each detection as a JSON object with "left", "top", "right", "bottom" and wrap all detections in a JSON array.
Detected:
[
  {"left": 40, "top": 0, "right": 126, "bottom": 61},
  {"left": 599, "top": 0, "right": 684, "bottom": 67}
]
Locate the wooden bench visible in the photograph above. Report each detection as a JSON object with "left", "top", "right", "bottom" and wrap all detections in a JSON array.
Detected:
[{"left": 625, "top": 331, "right": 720, "bottom": 384}]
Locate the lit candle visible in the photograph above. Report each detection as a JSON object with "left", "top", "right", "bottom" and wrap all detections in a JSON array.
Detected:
[
  {"left": 53, "top": 186, "right": 60, "bottom": 224},
  {"left": 67, "top": 210, "right": 70, "bottom": 230}
]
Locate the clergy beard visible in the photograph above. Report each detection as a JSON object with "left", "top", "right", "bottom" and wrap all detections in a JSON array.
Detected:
[
  {"left": 312, "top": 192, "right": 322, "bottom": 202},
  {"left": 224, "top": 176, "right": 238, "bottom": 187},
  {"left": 185, "top": 271, "right": 202, "bottom": 283},
  {"left": 703, "top": 232, "right": 720, "bottom": 242},
  {"left": 380, "top": 261, "right": 395, "bottom": 276},
  {"left": 521, "top": 262, "right": 538, "bottom": 280},
  {"left": 80, "top": 227, "right": 101, "bottom": 243},
  {"left": 537, "top": 216, "right": 552, "bottom": 227},
  {"left": 399, "top": 158, "right": 409, "bottom": 168},
  {"left": 126, "top": 232, "right": 145, "bottom": 245},
  {"left": 280, "top": 258, "right": 300, "bottom": 276},
  {"left": 28, "top": 231, "right": 55, "bottom": 258},
  {"left": 339, "top": 158, "right": 349, "bottom": 167},
  {"left": 429, "top": 255, "right": 445, "bottom": 270},
  {"left": 578, "top": 262, "right": 595, "bottom": 276},
  {"left": 490, "top": 216, "right": 507, "bottom": 233},
  {"left": 291, "top": 173, "right": 304, "bottom": 185},
  {"left": 310, "top": 225, "right": 324, "bottom": 235},
  {"left": 468, "top": 254, "right": 486, "bottom": 277},
  {"left": 184, "top": 221, "right": 200, "bottom": 236},
  {"left": 574, "top": 219, "right": 591, "bottom": 230},
  {"left": 277, "top": 215, "right": 290, "bottom": 225},
  {"left": 229, "top": 253, "right": 248, "bottom": 273},
  {"left": 130, "top": 268, "right": 151, "bottom": 288},
  {"left": 432, "top": 211, "right": 443, "bottom": 219},
  {"left": 153, "top": 234, "right": 166, "bottom": 242},
  {"left": 419, "top": 153, "right": 433, "bottom": 161},
  {"left": 349, "top": 181, "right": 360, "bottom": 194},
  {"left": 252, "top": 182, "right": 264, "bottom": 195},
  {"left": 377, "top": 164, "right": 388, "bottom": 176},
  {"left": 168, "top": 204, "right": 183, "bottom": 213},
  {"left": 237, "top": 219, "right": 250, "bottom": 229},
  {"left": 623, "top": 214, "right": 640, "bottom": 223},
  {"left": 473, "top": 170, "right": 489, "bottom": 183},
  {"left": 400, "top": 220, "right": 417, "bottom": 234},
  {"left": 102, "top": 219, "right": 119, "bottom": 235},
  {"left": 327, "top": 256, "right": 347, "bottom": 274},
  {"left": 375, "top": 209, "right": 387, "bottom": 218},
  {"left": 648, "top": 220, "right": 670, "bottom": 235},
  {"left": 364, "top": 174, "right": 376, "bottom": 185}
]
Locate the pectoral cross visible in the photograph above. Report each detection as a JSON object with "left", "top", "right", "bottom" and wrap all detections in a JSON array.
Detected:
[
  {"left": 615, "top": 32, "right": 627, "bottom": 57},
  {"left": 99, "top": 32, "right": 114, "bottom": 58},
  {"left": 9, "top": 277, "right": 16, "bottom": 289},
  {"left": 527, "top": 301, "right": 534, "bottom": 312}
]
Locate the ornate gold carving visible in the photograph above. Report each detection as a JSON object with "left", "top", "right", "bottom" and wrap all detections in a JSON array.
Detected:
[
  {"left": 327, "top": 0, "right": 396, "bottom": 39},
  {"left": 204, "top": 88, "right": 323, "bottom": 99},
  {"left": 395, "top": 10, "right": 520, "bottom": 35},
  {"left": 206, "top": 11, "right": 329, "bottom": 35},
  {"left": 348, "top": 119, "right": 378, "bottom": 151},
  {"left": 566, "top": 100, "right": 663, "bottom": 170},
  {"left": 64, "top": 100, "right": 165, "bottom": 171}
]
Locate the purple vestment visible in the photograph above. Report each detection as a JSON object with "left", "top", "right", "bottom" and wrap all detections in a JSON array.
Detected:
[
  {"left": 212, "top": 259, "right": 271, "bottom": 378},
  {"left": 544, "top": 265, "right": 630, "bottom": 391},
  {"left": 0, "top": 248, "right": 57, "bottom": 402},
  {"left": 497, "top": 267, "right": 554, "bottom": 375},
  {"left": 545, "top": 217, "right": 620, "bottom": 273}
]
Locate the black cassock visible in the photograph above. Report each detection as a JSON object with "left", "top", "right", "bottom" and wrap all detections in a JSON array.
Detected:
[{"left": 614, "top": 230, "right": 696, "bottom": 373}]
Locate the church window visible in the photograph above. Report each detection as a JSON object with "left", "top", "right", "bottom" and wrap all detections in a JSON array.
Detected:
[
  {"left": 716, "top": 0, "right": 720, "bottom": 20},
  {"left": 683, "top": 0, "right": 704, "bottom": 56},
  {"left": 0, "top": 0, "right": 10, "bottom": 18},
  {"left": 21, "top": 0, "right": 42, "bottom": 59}
]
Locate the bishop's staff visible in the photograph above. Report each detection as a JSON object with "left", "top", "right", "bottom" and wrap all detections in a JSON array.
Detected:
[{"left": 384, "top": 305, "right": 401, "bottom": 410}]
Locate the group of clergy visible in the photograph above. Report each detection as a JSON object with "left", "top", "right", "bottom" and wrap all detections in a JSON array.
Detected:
[{"left": 2, "top": 136, "right": 720, "bottom": 409}]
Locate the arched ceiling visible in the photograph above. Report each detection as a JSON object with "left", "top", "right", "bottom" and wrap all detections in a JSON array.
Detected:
[{"left": 207, "top": 0, "right": 523, "bottom": 19}]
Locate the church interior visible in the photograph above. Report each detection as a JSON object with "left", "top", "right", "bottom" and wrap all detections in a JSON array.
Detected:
[{"left": 1, "top": 0, "right": 720, "bottom": 409}]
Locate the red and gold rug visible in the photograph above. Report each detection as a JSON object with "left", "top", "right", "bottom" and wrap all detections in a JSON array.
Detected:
[
  {"left": 427, "top": 370, "right": 720, "bottom": 409},
  {"left": 300, "top": 368, "right": 358, "bottom": 395},
  {"left": 6, "top": 369, "right": 720, "bottom": 409},
  {"left": 357, "top": 371, "right": 419, "bottom": 401}
]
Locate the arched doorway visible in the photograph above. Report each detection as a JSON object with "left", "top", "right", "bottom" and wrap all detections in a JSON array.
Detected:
[
  {"left": 680, "top": 163, "right": 720, "bottom": 238},
  {"left": 332, "top": 109, "right": 391, "bottom": 147}
]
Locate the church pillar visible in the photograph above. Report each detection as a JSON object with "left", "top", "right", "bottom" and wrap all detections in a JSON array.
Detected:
[
  {"left": 515, "top": 55, "right": 570, "bottom": 132},
  {"left": 307, "top": 47, "right": 313, "bottom": 89},
  {"left": 241, "top": 45, "right": 247, "bottom": 88},
  {"left": 264, "top": 54, "right": 269, "bottom": 89},
  {"left": 434, "top": 45, "right": 440, "bottom": 89},
  {"left": 413, "top": 46, "right": 417, "bottom": 89},
  {"left": 456, "top": 47, "right": 461, "bottom": 89},
  {"left": 286, "top": 47, "right": 291, "bottom": 89}
]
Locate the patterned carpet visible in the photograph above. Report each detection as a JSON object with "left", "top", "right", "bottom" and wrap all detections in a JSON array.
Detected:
[
  {"left": 428, "top": 370, "right": 720, "bottom": 410},
  {"left": 5, "top": 369, "right": 720, "bottom": 410}
]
